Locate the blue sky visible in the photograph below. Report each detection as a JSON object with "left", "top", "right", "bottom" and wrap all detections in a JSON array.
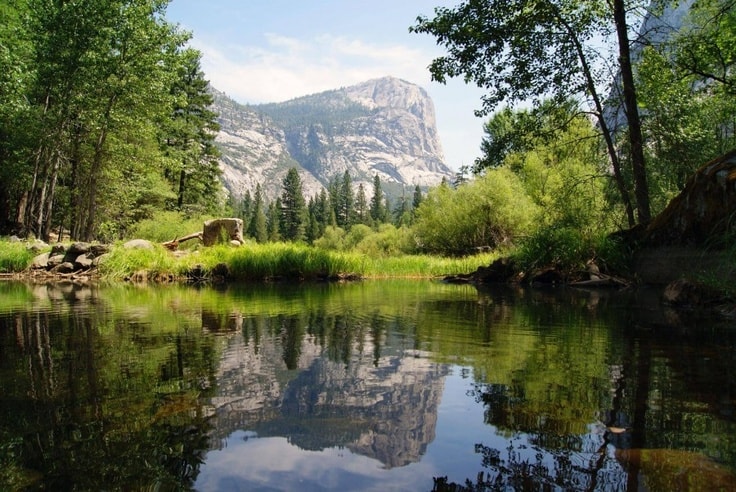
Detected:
[{"left": 165, "top": 0, "right": 489, "bottom": 171}]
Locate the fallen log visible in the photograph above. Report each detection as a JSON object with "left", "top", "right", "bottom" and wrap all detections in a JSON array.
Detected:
[{"left": 162, "top": 231, "right": 203, "bottom": 251}]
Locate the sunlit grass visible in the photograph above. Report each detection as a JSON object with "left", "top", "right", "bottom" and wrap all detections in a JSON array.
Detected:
[
  {"left": 0, "top": 241, "right": 36, "bottom": 273},
  {"left": 0, "top": 237, "right": 496, "bottom": 281},
  {"left": 97, "top": 243, "right": 183, "bottom": 280}
]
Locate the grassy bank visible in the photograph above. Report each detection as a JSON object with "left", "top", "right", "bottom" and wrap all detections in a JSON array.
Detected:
[{"left": 0, "top": 239, "right": 497, "bottom": 281}]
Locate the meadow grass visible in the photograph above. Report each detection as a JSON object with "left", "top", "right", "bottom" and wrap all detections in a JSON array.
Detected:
[
  {"left": 0, "top": 237, "right": 495, "bottom": 281},
  {"left": 0, "top": 241, "right": 36, "bottom": 273}
]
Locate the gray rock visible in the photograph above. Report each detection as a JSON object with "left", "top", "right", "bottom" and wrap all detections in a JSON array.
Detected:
[
  {"left": 123, "top": 239, "right": 154, "bottom": 250},
  {"left": 51, "top": 262, "right": 75, "bottom": 274},
  {"left": 67, "top": 242, "right": 91, "bottom": 255},
  {"left": 202, "top": 218, "right": 244, "bottom": 246},
  {"left": 74, "top": 254, "right": 94, "bottom": 270},
  {"left": 47, "top": 254, "right": 65, "bottom": 269},
  {"left": 31, "top": 252, "right": 50, "bottom": 270}
]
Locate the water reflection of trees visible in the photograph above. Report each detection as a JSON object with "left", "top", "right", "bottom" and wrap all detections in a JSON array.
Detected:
[
  {"left": 0, "top": 286, "right": 217, "bottom": 490},
  {"left": 432, "top": 286, "right": 736, "bottom": 491}
]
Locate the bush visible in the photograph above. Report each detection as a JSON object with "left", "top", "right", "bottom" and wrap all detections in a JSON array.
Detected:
[
  {"left": 128, "top": 211, "right": 209, "bottom": 244},
  {"left": 413, "top": 169, "right": 538, "bottom": 255}
]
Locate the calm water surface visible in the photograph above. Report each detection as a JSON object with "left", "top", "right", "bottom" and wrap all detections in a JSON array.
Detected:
[{"left": 1, "top": 280, "right": 735, "bottom": 491}]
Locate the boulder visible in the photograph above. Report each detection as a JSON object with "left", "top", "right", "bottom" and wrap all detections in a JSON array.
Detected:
[
  {"left": 202, "top": 218, "right": 244, "bottom": 247},
  {"left": 31, "top": 252, "right": 50, "bottom": 270},
  {"left": 66, "top": 242, "right": 91, "bottom": 255},
  {"left": 51, "top": 262, "right": 75, "bottom": 274},
  {"left": 123, "top": 239, "right": 154, "bottom": 250},
  {"left": 47, "top": 254, "right": 65, "bottom": 269},
  {"left": 74, "top": 253, "right": 94, "bottom": 270},
  {"left": 473, "top": 257, "right": 518, "bottom": 283},
  {"left": 662, "top": 278, "right": 722, "bottom": 307},
  {"left": 50, "top": 243, "right": 66, "bottom": 255},
  {"left": 642, "top": 149, "right": 736, "bottom": 247}
]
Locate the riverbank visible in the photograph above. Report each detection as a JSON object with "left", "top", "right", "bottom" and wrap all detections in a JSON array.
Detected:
[{"left": 0, "top": 238, "right": 497, "bottom": 283}]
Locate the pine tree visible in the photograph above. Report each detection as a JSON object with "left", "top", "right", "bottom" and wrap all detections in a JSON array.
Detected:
[
  {"left": 369, "top": 175, "right": 388, "bottom": 224},
  {"left": 248, "top": 183, "right": 268, "bottom": 243},
  {"left": 355, "top": 183, "right": 371, "bottom": 226},
  {"left": 267, "top": 199, "right": 281, "bottom": 242},
  {"left": 280, "top": 167, "right": 306, "bottom": 241},
  {"left": 337, "top": 170, "right": 354, "bottom": 228}
]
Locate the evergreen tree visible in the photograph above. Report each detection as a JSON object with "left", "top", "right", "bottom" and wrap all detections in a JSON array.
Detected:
[
  {"left": 412, "top": 185, "right": 423, "bottom": 222},
  {"left": 354, "top": 183, "right": 371, "bottom": 226},
  {"left": 162, "top": 48, "right": 221, "bottom": 214},
  {"left": 392, "top": 190, "right": 411, "bottom": 227},
  {"left": 280, "top": 167, "right": 306, "bottom": 241},
  {"left": 337, "top": 170, "right": 354, "bottom": 228},
  {"left": 369, "top": 175, "right": 388, "bottom": 224},
  {"left": 267, "top": 199, "right": 281, "bottom": 242},
  {"left": 248, "top": 184, "right": 268, "bottom": 243}
]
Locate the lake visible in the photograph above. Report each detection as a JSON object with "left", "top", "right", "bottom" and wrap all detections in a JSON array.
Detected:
[{"left": 1, "top": 279, "right": 735, "bottom": 491}]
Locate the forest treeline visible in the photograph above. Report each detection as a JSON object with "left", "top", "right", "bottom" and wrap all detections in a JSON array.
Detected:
[
  {"left": 2, "top": 0, "right": 735, "bottom": 267},
  {"left": 0, "top": 0, "right": 222, "bottom": 242}
]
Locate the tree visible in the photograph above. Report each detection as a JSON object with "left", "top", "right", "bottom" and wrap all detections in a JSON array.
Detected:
[
  {"left": 354, "top": 183, "right": 371, "bottom": 226},
  {"left": 161, "top": 48, "right": 221, "bottom": 214},
  {"left": 411, "top": 0, "right": 652, "bottom": 226},
  {"left": 248, "top": 184, "right": 268, "bottom": 243},
  {"left": 671, "top": 0, "right": 736, "bottom": 94},
  {"left": 280, "top": 168, "right": 306, "bottom": 241},
  {"left": 414, "top": 168, "right": 538, "bottom": 255},
  {"left": 369, "top": 175, "right": 388, "bottom": 224},
  {"left": 336, "top": 170, "right": 354, "bottom": 228},
  {"left": 411, "top": 185, "right": 423, "bottom": 222},
  {"left": 267, "top": 199, "right": 281, "bottom": 242}
]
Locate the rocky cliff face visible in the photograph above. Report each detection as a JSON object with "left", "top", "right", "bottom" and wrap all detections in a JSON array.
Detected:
[{"left": 213, "top": 76, "right": 452, "bottom": 202}]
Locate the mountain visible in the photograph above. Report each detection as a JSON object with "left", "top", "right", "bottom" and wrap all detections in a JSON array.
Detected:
[{"left": 212, "top": 76, "right": 453, "bottom": 202}]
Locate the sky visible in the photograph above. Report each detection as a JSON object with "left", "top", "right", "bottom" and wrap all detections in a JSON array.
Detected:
[{"left": 165, "top": 0, "right": 489, "bottom": 171}]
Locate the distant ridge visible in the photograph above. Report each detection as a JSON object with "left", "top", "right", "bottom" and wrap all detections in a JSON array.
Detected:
[{"left": 212, "top": 76, "right": 453, "bottom": 202}]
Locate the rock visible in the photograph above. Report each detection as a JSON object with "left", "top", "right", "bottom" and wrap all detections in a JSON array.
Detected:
[
  {"left": 31, "top": 253, "right": 50, "bottom": 270},
  {"left": 662, "top": 279, "right": 722, "bottom": 306},
  {"left": 473, "top": 257, "right": 518, "bottom": 283},
  {"left": 66, "top": 242, "right": 91, "bottom": 255},
  {"left": 50, "top": 243, "right": 66, "bottom": 255},
  {"left": 202, "top": 218, "right": 244, "bottom": 246},
  {"left": 123, "top": 239, "right": 154, "bottom": 250},
  {"left": 9, "top": 235, "right": 21, "bottom": 242},
  {"left": 47, "top": 254, "right": 65, "bottom": 269},
  {"left": 213, "top": 76, "right": 452, "bottom": 204},
  {"left": 74, "top": 254, "right": 94, "bottom": 270},
  {"left": 26, "top": 239, "right": 48, "bottom": 253},
  {"left": 642, "top": 149, "right": 736, "bottom": 247},
  {"left": 91, "top": 244, "right": 110, "bottom": 256},
  {"left": 51, "top": 262, "right": 75, "bottom": 274}
]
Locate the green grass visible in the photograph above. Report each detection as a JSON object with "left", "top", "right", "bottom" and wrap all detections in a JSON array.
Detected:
[
  {"left": 0, "top": 241, "right": 37, "bottom": 273},
  {"left": 0, "top": 237, "right": 496, "bottom": 281}
]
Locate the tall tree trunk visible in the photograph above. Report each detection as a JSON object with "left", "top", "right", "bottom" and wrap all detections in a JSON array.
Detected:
[
  {"left": 613, "top": 0, "right": 651, "bottom": 224},
  {"left": 551, "top": 4, "right": 636, "bottom": 227},
  {"left": 178, "top": 169, "right": 186, "bottom": 210}
]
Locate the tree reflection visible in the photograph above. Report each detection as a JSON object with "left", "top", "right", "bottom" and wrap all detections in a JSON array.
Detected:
[{"left": 0, "top": 285, "right": 219, "bottom": 490}]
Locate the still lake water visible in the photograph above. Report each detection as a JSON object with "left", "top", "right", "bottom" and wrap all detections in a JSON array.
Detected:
[{"left": 1, "top": 279, "right": 735, "bottom": 491}]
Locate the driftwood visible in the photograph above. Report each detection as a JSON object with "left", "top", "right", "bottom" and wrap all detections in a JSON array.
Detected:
[
  {"left": 570, "top": 274, "right": 629, "bottom": 288},
  {"left": 162, "top": 231, "right": 203, "bottom": 251}
]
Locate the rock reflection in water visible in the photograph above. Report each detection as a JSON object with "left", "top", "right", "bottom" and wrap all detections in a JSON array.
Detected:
[{"left": 205, "top": 310, "right": 447, "bottom": 469}]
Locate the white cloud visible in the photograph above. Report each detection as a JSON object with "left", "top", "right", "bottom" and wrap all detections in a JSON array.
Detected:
[{"left": 191, "top": 33, "right": 433, "bottom": 104}]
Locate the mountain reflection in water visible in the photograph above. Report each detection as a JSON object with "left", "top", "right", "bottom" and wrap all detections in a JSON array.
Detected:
[{"left": 0, "top": 280, "right": 735, "bottom": 491}]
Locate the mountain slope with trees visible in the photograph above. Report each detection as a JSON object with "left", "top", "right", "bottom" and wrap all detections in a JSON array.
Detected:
[{"left": 212, "top": 76, "right": 454, "bottom": 204}]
